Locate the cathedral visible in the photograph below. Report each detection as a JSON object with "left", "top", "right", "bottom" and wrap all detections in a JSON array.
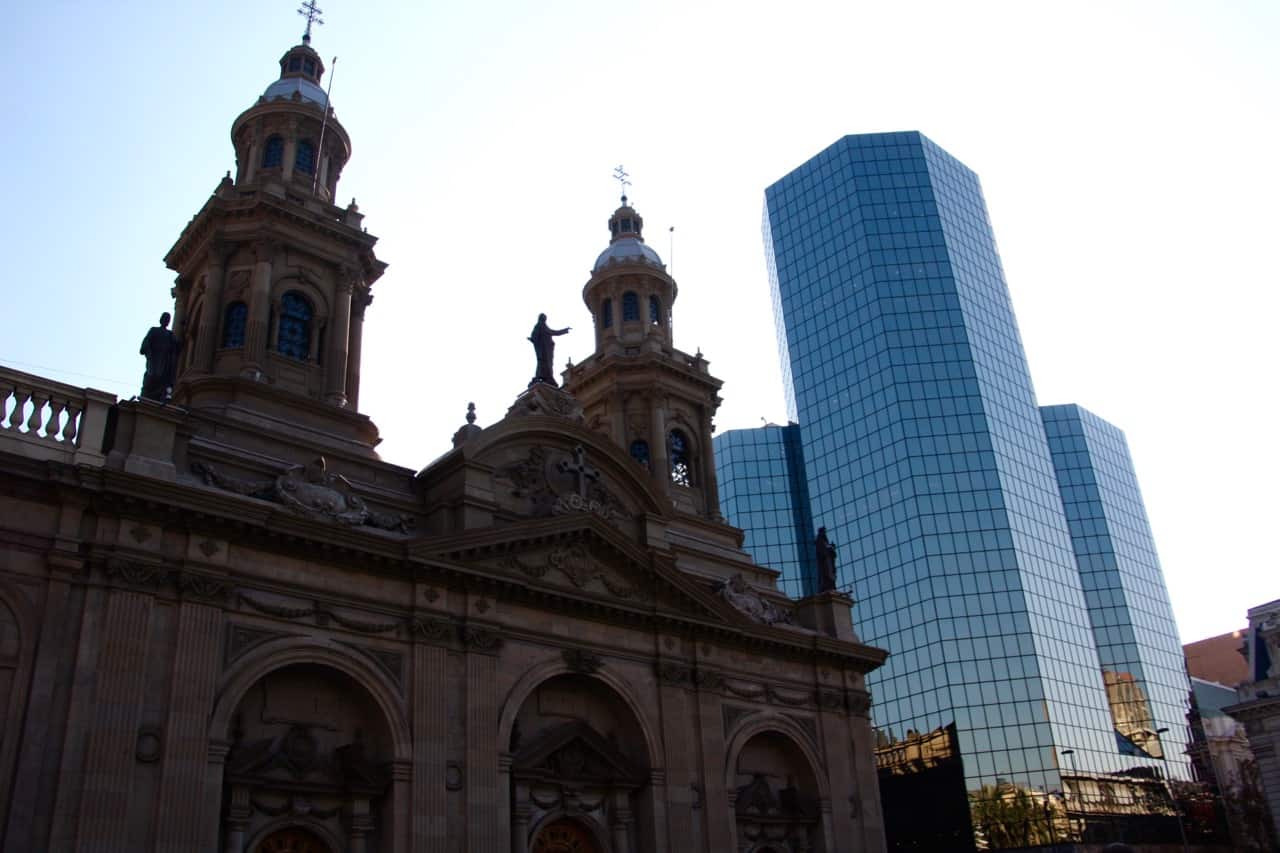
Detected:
[{"left": 0, "top": 32, "right": 888, "bottom": 853}]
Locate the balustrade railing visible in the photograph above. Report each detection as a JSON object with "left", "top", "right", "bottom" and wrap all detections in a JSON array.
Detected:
[{"left": 0, "top": 365, "right": 116, "bottom": 465}]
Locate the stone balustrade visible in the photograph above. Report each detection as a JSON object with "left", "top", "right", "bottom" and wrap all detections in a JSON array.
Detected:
[{"left": 0, "top": 365, "right": 116, "bottom": 466}]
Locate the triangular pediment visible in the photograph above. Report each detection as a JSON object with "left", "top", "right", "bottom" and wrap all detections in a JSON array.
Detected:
[
  {"left": 513, "top": 720, "right": 645, "bottom": 788},
  {"left": 417, "top": 515, "right": 747, "bottom": 627}
]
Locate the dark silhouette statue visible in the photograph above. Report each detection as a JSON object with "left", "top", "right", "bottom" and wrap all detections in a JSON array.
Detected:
[
  {"left": 139, "top": 312, "right": 181, "bottom": 401},
  {"left": 815, "top": 526, "right": 838, "bottom": 593},
  {"left": 528, "top": 313, "right": 569, "bottom": 388}
]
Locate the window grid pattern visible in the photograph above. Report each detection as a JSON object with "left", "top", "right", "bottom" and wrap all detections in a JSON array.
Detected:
[
  {"left": 622, "top": 292, "right": 640, "bottom": 322},
  {"left": 714, "top": 424, "right": 816, "bottom": 599},
  {"left": 276, "top": 291, "right": 313, "bottom": 360},
  {"left": 1041, "top": 404, "right": 1191, "bottom": 769},
  {"left": 222, "top": 301, "right": 247, "bottom": 349},
  {"left": 752, "top": 132, "right": 1180, "bottom": 800}
]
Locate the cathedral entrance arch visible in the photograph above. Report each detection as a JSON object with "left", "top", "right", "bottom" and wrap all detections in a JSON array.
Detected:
[
  {"left": 725, "top": 717, "right": 828, "bottom": 853},
  {"left": 508, "top": 672, "right": 652, "bottom": 853},
  {"left": 215, "top": 658, "right": 399, "bottom": 852},
  {"left": 530, "top": 817, "right": 606, "bottom": 853}
]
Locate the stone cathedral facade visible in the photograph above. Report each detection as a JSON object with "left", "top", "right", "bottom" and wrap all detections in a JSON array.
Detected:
[{"left": 0, "top": 36, "right": 888, "bottom": 853}]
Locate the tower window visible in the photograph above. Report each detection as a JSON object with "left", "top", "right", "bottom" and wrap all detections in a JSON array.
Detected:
[
  {"left": 630, "top": 440, "right": 650, "bottom": 469},
  {"left": 602, "top": 298, "right": 613, "bottom": 328},
  {"left": 669, "top": 430, "right": 692, "bottom": 487},
  {"left": 287, "top": 57, "right": 302, "bottom": 72},
  {"left": 295, "top": 140, "right": 316, "bottom": 175},
  {"left": 222, "top": 301, "right": 247, "bottom": 349},
  {"left": 262, "top": 135, "right": 284, "bottom": 169},
  {"left": 649, "top": 295, "right": 661, "bottom": 324},
  {"left": 304, "top": 59, "right": 317, "bottom": 77},
  {"left": 622, "top": 291, "right": 639, "bottom": 321},
  {"left": 276, "top": 291, "right": 313, "bottom": 360},
  {"left": 621, "top": 218, "right": 633, "bottom": 233}
]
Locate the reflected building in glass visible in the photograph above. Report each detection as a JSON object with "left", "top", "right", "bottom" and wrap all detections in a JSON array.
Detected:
[{"left": 715, "top": 132, "right": 1192, "bottom": 848}]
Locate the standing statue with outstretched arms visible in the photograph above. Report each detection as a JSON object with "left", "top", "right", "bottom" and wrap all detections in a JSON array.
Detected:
[{"left": 529, "top": 313, "right": 570, "bottom": 387}]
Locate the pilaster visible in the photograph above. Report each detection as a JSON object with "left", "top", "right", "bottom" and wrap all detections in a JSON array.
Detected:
[
  {"left": 154, "top": 598, "right": 224, "bottom": 852},
  {"left": 465, "top": 627, "right": 501, "bottom": 853},
  {"left": 243, "top": 239, "right": 276, "bottom": 373},
  {"left": 73, "top": 587, "right": 154, "bottom": 853},
  {"left": 325, "top": 269, "right": 355, "bottom": 407},
  {"left": 412, "top": 633, "right": 449, "bottom": 852}
]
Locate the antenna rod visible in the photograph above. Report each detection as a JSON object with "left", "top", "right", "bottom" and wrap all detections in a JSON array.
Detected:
[
  {"left": 669, "top": 225, "right": 675, "bottom": 275},
  {"left": 313, "top": 56, "right": 338, "bottom": 197}
]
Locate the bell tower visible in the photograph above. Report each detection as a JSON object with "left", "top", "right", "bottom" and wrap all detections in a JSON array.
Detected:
[
  {"left": 162, "top": 27, "right": 386, "bottom": 450},
  {"left": 563, "top": 194, "right": 724, "bottom": 519}
]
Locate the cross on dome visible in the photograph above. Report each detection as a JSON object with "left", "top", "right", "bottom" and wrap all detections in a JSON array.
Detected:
[{"left": 298, "top": 0, "right": 324, "bottom": 43}]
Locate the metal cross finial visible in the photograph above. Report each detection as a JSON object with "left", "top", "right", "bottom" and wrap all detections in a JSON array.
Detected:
[
  {"left": 298, "top": 0, "right": 324, "bottom": 41},
  {"left": 613, "top": 165, "right": 631, "bottom": 204},
  {"left": 558, "top": 445, "right": 600, "bottom": 499}
]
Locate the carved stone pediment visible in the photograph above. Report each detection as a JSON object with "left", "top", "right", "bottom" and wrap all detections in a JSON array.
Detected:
[
  {"left": 513, "top": 721, "right": 645, "bottom": 788},
  {"left": 491, "top": 444, "right": 629, "bottom": 526},
  {"left": 713, "top": 574, "right": 794, "bottom": 626},
  {"left": 495, "top": 540, "right": 642, "bottom": 601}
]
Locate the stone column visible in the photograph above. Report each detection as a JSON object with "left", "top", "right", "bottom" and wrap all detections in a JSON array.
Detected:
[
  {"left": 171, "top": 275, "right": 191, "bottom": 344},
  {"left": 74, "top": 587, "right": 154, "bottom": 852},
  {"left": 281, "top": 120, "right": 298, "bottom": 183},
  {"left": 464, "top": 626, "right": 502, "bottom": 853},
  {"left": 243, "top": 239, "right": 275, "bottom": 374},
  {"left": 610, "top": 793, "right": 633, "bottom": 853},
  {"left": 654, "top": 664, "right": 694, "bottom": 852},
  {"left": 412, "top": 630, "right": 448, "bottom": 853},
  {"left": 3, "top": 555, "right": 77, "bottom": 851},
  {"left": 154, "top": 597, "right": 224, "bottom": 852},
  {"left": 699, "top": 409, "right": 721, "bottom": 519},
  {"left": 205, "top": 741, "right": 231, "bottom": 851},
  {"left": 192, "top": 243, "right": 230, "bottom": 374},
  {"left": 695, "top": 680, "right": 733, "bottom": 853},
  {"left": 847, "top": 688, "right": 887, "bottom": 853},
  {"left": 512, "top": 785, "right": 531, "bottom": 853},
  {"left": 325, "top": 269, "right": 354, "bottom": 407},
  {"left": 649, "top": 400, "right": 668, "bottom": 492},
  {"left": 223, "top": 784, "right": 251, "bottom": 853},
  {"left": 345, "top": 290, "right": 370, "bottom": 410}
]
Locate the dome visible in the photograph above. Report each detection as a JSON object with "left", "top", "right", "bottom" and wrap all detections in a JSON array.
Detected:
[
  {"left": 262, "top": 76, "right": 329, "bottom": 108},
  {"left": 593, "top": 237, "right": 663, "bottom": 272}
]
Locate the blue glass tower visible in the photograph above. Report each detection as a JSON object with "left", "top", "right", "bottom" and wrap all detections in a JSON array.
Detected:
[
  {"left": 717, "top": 132, "right": 1193, "bottom": 847},
  {"left": 715, "top": 423, "right": 815, "bottom": 599},
  {"left": 1040, "top": 404, "right": 1191, "bottom": 767}
]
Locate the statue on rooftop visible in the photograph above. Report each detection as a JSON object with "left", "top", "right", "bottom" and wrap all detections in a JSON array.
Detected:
[
  {"left": 815, "top": 526, "right": 838, "bottom": 593},
  {"left": 529, "top": 313, "right": 570, "bottom": 388},
  {"left": 139, "top": 312, "right": 182, "bottom": 401}
]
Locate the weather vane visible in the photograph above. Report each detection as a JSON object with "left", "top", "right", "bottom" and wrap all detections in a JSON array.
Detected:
[
  {"left": 298, "top": 0, "right": 324, "bottom": 42},
  {"left": 613, "top": 164, "right": 631, "bottom": 204}
]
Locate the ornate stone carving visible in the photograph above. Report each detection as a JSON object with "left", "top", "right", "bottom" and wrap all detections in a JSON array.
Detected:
[
  {"left": 178, "top": 571, "right": 229, "bottom": 602},
  {"left": 766, "top": 685, "right": 811, "bottom": 707},
  {"left": 784, "top": 713, "right": 820, "bottom": 748},
  {"left": 506, "top": 382, "right": 585, "bottom": 422},
  {"left": 493, "top": 445, "right": 626, "bottom": 523},
  {"left": 237, "top": 593, "right": 315, "bottom": 619},
  {"left": 848, "top": 689, "right": 872, "bottom": 716},
  {"left": 815, "top": 688, "right": 846, "bottom": 713},
  {"left": 499, "top": 542, "right": 637, "bottom": 599},
  {"left": 712, "top": 574, "right": 793, "bottom": 625},
  {"left": 693, "top": 668, "right": 726, "bottom": 691},
  {"left": 104, "top": 557, "right": 167, "bottom": 588},
  {"left": 193, "top": 457, "right": 414, "bottom": 533},
  {"left": 655, "top": 660, "right": 694, "bottom": 687},
  {"left": 461, "top": 625, "right": 503, "bottom": 653},
  {"left": 561, "top": 648, "right": 603, "bottom": 673},
  {"left": 411, "top": 616, "right": 453, "bottom": 644},
  {"left": 197, "top": 539, "right": 221, "bottom": 557}
]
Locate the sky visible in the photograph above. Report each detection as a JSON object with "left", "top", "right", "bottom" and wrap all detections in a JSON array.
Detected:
[{"left": 1, "top": 1, "right": 1276, "bottom": 644}]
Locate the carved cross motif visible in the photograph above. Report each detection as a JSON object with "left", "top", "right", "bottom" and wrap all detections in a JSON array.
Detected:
[{"left": 557, "top": 445, "right": 599, "bottom": 499}]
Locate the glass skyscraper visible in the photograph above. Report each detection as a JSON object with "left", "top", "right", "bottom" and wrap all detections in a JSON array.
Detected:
[{"left": 718, "top": 132, "right": 1192, "bottom": 848}]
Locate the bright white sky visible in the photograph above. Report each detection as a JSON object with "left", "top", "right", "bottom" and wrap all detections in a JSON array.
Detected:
[{"left": 2, "top": 1, "right": 1275, "bottom": 644}]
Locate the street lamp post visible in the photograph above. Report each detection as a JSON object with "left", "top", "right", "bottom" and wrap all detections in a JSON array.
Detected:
[
  {"left": 1156, "top": 726, "right": 1190, "bottom": 853},
  {"left": 1061, "top": 749, "right": 1078, "bottom": 842}
]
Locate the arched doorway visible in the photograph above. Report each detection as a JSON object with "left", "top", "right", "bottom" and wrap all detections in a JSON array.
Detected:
[
  {"left": 531, "top": 818, "right": 603, "bottom": 853},
  {"left": 255, "top": 826, "right": 332, "bottom": 853}
]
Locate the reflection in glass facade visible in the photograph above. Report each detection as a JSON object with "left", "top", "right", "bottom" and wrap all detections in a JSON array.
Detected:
[
  {"left": 717, "top": 132, "right": 1192, "bottom": 848},
  {"left": 715, "top": 423, "right": 815, "bottom": 599},
  {"left": 1041, "top": 404, "right": 1190, "bottom": 767}
]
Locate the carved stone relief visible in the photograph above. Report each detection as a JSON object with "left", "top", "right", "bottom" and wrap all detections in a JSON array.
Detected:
[
  {"left": 712, "top": 574, "right": 793, "bottom": 625},
  {"left": 492, "top": 445, "right": 628, "bottom": 524},
  {"left": 497, "top": 542, "right": 638, "bottom": 600},
  {"left": 193, "top": 457, "right": 414, "bottom": 533}
]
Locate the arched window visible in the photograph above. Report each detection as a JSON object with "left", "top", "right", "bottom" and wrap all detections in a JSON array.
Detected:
[
  {"left": 602, "top": 298, "right": 613, "bottom": 329},
  {"left": 221, "top": 301, "right": 247, "bottom": 348},
  {"left": 630, "top": 439, "right": 649, "bottom": 469},
  {"left": 622, "top": 291, "right": 639, "bottom": 322},
  {"left": 669, "top": 430, "right": 692, "bottom": 487},
  {"left": 262, "top": 135, "right": 284, "bottom": 169},
  {"left": 287, "top": 57, "right": 302, "bottom": 73},
  {"left": 649, "top": 295, "right": 661, "bottom": 324},
  {"left": 276, "top": 291, "right": 313, "bottom": 360},
  {"left": 295, "top": 140, "right": 316, "bottom": 175}
]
